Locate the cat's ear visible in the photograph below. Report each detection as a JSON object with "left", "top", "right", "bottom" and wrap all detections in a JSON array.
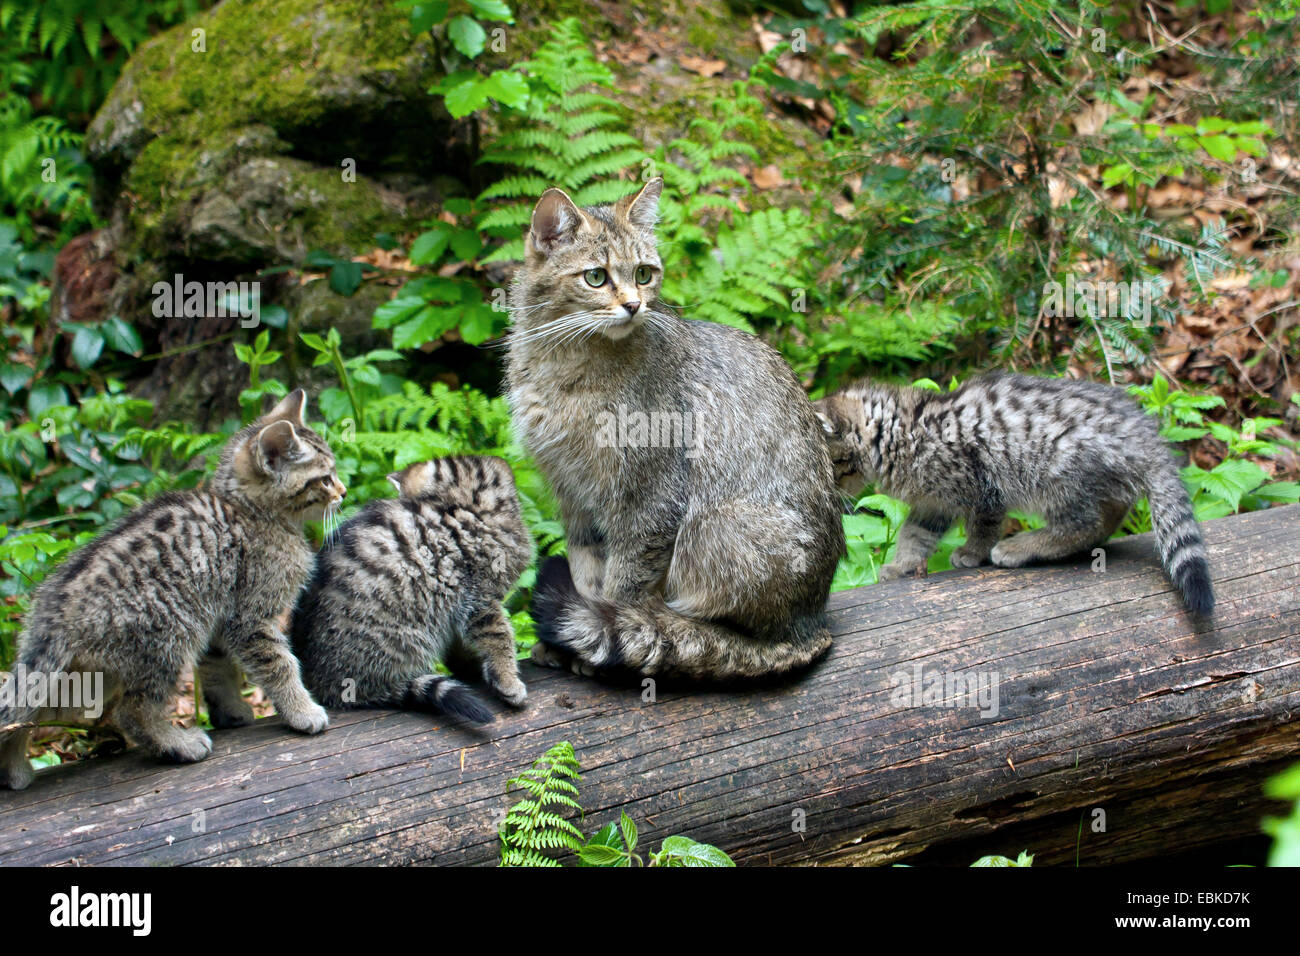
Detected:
[
  {"left": 529, "top": 188, "right": 588, "bottom": 255},
  {"left": 617, "top": 177, "right": 663, "bottom": 230},
  {"left": 386, "top": 471, "right": 404, "bottom": 494},
  {"left": 255, "top": 420, "right": 307, "bottom": 474},
  {"left": 262, "top": 388, "right": 307, "bottom": 426}
]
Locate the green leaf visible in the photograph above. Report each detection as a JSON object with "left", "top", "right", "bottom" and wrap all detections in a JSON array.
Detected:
[
  {"left": 1254, "top": 481, "right": 1300, "bottom": 504},
  {"left": 458, "top": 303, "right": 498, "bottom": 345},
  {"left": 71, "top": 325, "right": 105, "bottom": 369},
  {"left": 448, "top": 15, "right": 487, "bottom": 58},
  {"left": 0, "top": 362, "right": 33, "bottom": 395},
  {"left": 467, "top": 0, "right": 513, "bottom": 21},
  {"left": 656, "top": 835, "right": 734, "bottom": 867},
  {"left": 392, "top": 305, "right": 460, "bottom": 349},
  {"left": 372, "top": 296, "right": 427, "bottom": 329},
  {"left": 410, "top": 226, "right": 452, "bottom": 265},
  {"left": 259, "top": 304, "right": 289, "bottom": 329},
  {"left": 330, "top": 261, "right": 364, "bottom": 296},
  {"left": 1197, "top": 134, "right": 1237, "bottom": 162},
  {"left": 1265, "top": 764, "right": 1300, "bottom": 801},
  {"left": 450, "top": 229, "right": 483, "bottom": 261},
  {"left": 100, "top": 316, "right": 143, "bottom": 355},
  {"left": 299, "top": 332, "right": 329, "bottom": 352},
  {"left": 618, "top": 811, "right": 638, "bottom": 854},
  {"left": 482, "top": 69, "right": 529, "bottom": 110},
  {"left": 442, "top": 75, "right": 489, "bottom": 118},
  {"left": 409, "top": 0, "right": 449, "bottom": 32}
]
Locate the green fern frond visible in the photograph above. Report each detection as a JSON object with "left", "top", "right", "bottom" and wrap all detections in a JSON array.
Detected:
[{"left": 499, "top": 741, "right": 585, "bottom": 867}]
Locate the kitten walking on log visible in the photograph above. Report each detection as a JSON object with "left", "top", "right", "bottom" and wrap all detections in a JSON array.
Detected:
[
  {"left": 510, "top": 178, "right": 845, "bottom": 681},
  {"left": 290, "top": 456, "right": 533, "bottom": 723},
  {"left": 813, "top": 373, "right": 1215, "bottom": 615},
  {"left": 0, "top": 390, "right": 341, "bottom": 790}
]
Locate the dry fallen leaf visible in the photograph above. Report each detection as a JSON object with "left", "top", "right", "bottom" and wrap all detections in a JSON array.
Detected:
[
  {"left": 679, "top": 55, "right": 725, "bottom": 77},
  {"left": 752, "top": 164, "right": 786, "bottom": 189}
]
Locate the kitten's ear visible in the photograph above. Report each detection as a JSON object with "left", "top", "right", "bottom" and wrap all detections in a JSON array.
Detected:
[
  {"left": 386, "top": 471, "right": 404, "bottom": 494},
  {"left": 529, "top": 188, "right": 588, "bottom": 255},
  {"left": 617, "top": 177, "right": 663, "bottom": 230},
  {"left": 262, "top": 388, "right": 307, "bottom": 426},
  {"left": 255, "top": 420, "right": 306, "bottom": 474},
  {"left": 813, "top": 399, "right": 845, "bottom": 438}
]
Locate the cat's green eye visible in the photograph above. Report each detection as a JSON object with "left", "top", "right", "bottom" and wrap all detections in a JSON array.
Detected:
[
  {"left": 635, "top": 265, "right": 653, "bottom": 285},
  {"left": 583, "top": 268, "right": 607, "bottom": 287}
]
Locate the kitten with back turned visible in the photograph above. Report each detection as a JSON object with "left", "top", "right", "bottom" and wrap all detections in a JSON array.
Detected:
[
  {"left": 290, "top": 455, "right": 533, "bottom": 723},
  {"left": 0, "top": 390, "right": 342, "bottom": 790},
  {"left": 813, "top": 373, "right": 1214, "bottom": 614},
  {"left": 509, "top": 177, "right": 845, "bottom": 681}
]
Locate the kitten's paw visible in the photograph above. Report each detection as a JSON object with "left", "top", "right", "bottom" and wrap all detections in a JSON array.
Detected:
[
  {"left": 0, "top": 760, "right": 35, "bottom": 791},
  {"left": 950, "top": 546, "right": 990, "bottom": 569},
  {"left": 990, "top": 541, "right": 1030, "bottom": 568},
  {"left": 207, "top": 699, "right": 255, "bottom": 729},
  {"left": 492, "top": 676, "right": 528, "bottom": 708},
  {"left": 284, "top": 702, "right": 329, "bottom": 735},
  {"left": 879, "top": 562, "right": 925, "bottom": 582},
  {"left": 530, "top": 642, "right": 571, "bottom": 670},
  {"left": 159, "top": 729, "right": 213, "bottom": 764}
]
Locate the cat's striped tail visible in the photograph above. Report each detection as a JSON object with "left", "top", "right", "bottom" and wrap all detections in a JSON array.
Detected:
[
  {"left": 399, "top": 675, "right": 495, "bottom": 724},
  {"left": 1145, "top": 461, "right": 1215, "bottom": 616},
  {"left": 530, "top": 557, "right": 832, "bottom": 681}
]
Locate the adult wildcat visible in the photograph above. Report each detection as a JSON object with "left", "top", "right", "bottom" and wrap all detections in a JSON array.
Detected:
[
  {"left": 509, "top": 178, "right": 845, "bottom": 680},
  {"left": 814, "top": 373, "right": 1214, "bottom": 614},
  {"left": 0, "top": 390, "right": 340, "bottom": 790}
]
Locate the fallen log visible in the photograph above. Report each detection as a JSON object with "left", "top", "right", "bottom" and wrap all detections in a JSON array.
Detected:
[{"left": 0, "top": 505, "right": 1296, "bottom": 866}]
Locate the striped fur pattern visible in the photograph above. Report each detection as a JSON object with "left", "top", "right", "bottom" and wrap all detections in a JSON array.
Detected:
[
  {"left": 0, "top": 390, "right": 343, "bottom": 790},
  {"left": 290, "top": 456, "right": 533, "bottom": 723},
  {"left": 813, "top": 373, "right": 1215, "bottom": 615},
  {"left": 509, "top": 179, "right": 845, "bottom": 681}
]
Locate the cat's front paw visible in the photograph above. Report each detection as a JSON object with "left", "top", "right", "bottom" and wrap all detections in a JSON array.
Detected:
[
  {"left": 284, "top": 702, "right": 329, "bottom": 735},
  {"left": 491, "top": 675, "right": 528, "bottom": 708},
  {"left": 949, "top": 546, "right": 990, "bottom": 569},
  {"left": 159, "top": 728, "right": 213, "bottom": 764}
]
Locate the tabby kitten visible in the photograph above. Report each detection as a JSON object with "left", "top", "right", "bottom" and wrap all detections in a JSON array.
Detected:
[
  {"left": 508, "top": 178, "right": 845, "bottom": 681},
  {"left": 290, "top": 456, "right": 533, "bottom": 723},
  {"left": 0, "top": 390, "right": 342, "bottom": 790},
  {"left": 813, "top": 373, "right": 1214, "bottom": 614}
]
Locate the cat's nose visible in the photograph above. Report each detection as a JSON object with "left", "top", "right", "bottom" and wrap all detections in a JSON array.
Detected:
[
  {"left": 623, "top": 300, "right": 641, "bottom": 316},
  {"left": 337, "top": 483, "right": 347, "bottom": 499}
]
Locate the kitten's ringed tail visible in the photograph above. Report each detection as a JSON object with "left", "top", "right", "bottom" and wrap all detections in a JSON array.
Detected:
[{"left": 1145, "top": 462, "right": 1215, "bottom": 616}]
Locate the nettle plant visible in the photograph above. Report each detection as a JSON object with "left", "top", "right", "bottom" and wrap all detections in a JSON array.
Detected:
[{"left": 498, "top": 742, "right": 734, "bottom": 868}]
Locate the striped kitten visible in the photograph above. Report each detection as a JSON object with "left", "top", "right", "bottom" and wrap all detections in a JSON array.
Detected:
[
  {"left": 290, "top": 456, "right": 533, "bottom": 724},
  {"left": 814, "top": 373, "right": 1214, "bottom": 615},
  {"left": 0, "top": 390, "right": 342, "bottom": 790}
]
